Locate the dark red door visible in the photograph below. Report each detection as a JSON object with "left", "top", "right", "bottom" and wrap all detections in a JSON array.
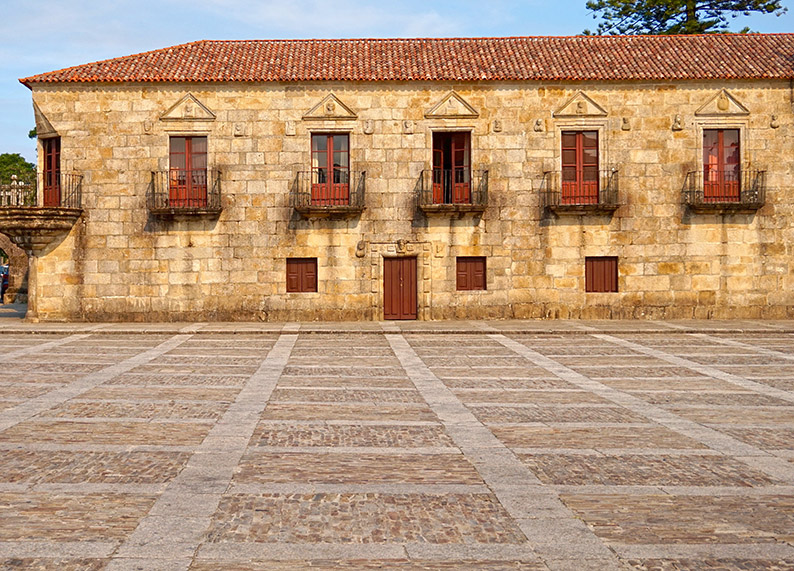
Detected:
[
  {"left": 561, "top": 131, "right": 599, "bottom": 204},
  {"left": 43, "top": 138, "right": 61, "bottom": 207},
  {"left": 703, "top": 129, "right": 740, "bottom": 202},
  {"left": 384, "top": 257, "right": 417, "bottom": 320}
]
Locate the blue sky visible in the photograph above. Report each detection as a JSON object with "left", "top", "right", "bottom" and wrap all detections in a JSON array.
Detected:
[{"left": 2, "top": 0, "right": 792, "bottom": 163}]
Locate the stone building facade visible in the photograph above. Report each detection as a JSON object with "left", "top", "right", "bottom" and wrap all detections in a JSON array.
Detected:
[{"left": 9, "top": 36, "right": 794, "bottom": 321}]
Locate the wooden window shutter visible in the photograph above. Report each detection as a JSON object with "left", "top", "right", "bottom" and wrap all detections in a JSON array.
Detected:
[
  {"left": 456, "top": 257, "right": 486, "bottom": 291},
  {"left": 585, "top": 257, "right": 618, "bottom": 293}
]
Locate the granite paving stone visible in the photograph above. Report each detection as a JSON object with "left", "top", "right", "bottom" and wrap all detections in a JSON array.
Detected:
[{"left": 0, "top": 324, "right": 792, "bottom": 570}]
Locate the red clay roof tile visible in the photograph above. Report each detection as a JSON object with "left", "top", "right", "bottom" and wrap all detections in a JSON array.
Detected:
[{"left": 19, "top": 35, "right": 794, "bottom": 86}]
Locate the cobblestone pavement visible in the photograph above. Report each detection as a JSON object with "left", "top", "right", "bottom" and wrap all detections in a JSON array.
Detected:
[{"left": 0, "top": 320, "right": 793, "bottom": 570}]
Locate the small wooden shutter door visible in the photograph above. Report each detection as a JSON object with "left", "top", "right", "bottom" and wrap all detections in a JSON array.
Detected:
[
  {"left": 432, "top": 148, "right": 444, "bottom": 204},
  {"left": 303, "top": 260, "right": 317, "bottom": 292},
  {"left": 451, "top": 133, "right": 471, "bottom": 204},
  {"left": 42, "top": 138, "right": 61, "bottom": 207},
  {"left": 471, "top": 259, "right": 485, "bottom": 290},
  {"left": 586, "top": 257, "right": 618, "bottom": 293}
]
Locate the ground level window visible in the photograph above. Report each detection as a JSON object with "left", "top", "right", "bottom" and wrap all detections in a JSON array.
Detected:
[
  {"left": 585, "top": 257, "right": 618, "bottom": 293},
  {"left": 286, "top": 258, "right": 318, "bottom": 293},
  {"left": 456, "top": 256, "right": 486, "bottom": 291}
]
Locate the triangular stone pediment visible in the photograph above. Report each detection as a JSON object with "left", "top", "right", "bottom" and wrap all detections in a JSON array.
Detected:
[
  {"left": 553, "top": 91, "right": 608, "bottom": 117},
  {"left": 33, "top": 102, "right": 57, "bottom": 137},
  {"left": 303, "top": 94, "right": 357, "bottom": 121},
  {"left": 425, "top": 91, "right": 479, "bottom": 119},
  {"left": 695, "top": 89, "right": 749, "bottom": 116},
  {"left": 160, "top": 94, "right": 216, "bottom": 121}
]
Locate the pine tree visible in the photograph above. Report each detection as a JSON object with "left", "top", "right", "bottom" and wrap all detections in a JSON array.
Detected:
[{"left": 584, "top": 0, "right": 787, "bottom": 35}]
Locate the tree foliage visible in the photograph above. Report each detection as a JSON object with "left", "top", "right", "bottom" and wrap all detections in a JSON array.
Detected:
[
  {"left": 0, "top": 153, "right": 35, "bottom": 184},
  {"left": 584, "top": 0, "right": 787, "bottom": 34}
]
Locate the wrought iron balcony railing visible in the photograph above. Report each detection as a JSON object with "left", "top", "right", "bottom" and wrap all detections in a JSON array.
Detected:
[
  {"left": 683, "top": 166, "right": 765, "bottom": 212},
  {"left": 148, "top": 169, "right": 222, "bottom": 216},
  {"left": 0, "top": 173, "right": 82, "bottom": 209},
  {"left": 541, "top": 168, "right": 619, "bottom": 214},
  {"left": 290, "top": 170, "right": 366, "bottom": 216},
  {"left": 416, "top": 169, "right": 488, "bottom": 213}
]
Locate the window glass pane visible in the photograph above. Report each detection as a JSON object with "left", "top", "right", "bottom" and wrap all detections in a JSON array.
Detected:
[
  {"left": 562, "top": 149, "right": 577, "bottom": 166},
  {"left": 583, "top": 148, "right": 598, "bottom": 165},
  {"left": 333, "top": 135, "right": 348, "bottom": 152},
  {"left": 582, "top": 131, "right": 598, "bottom": 147},
  {"left": 561, "top": 132, "right": 576, "bottom": 148},
  {"left": 333, "top": 152, "right": 349, "bottom": 169},
  {"left": 170, "top": 154, "right": 186, "bottom": 170},
  {"left": 170, "top": 137, "right": 186, "bottom": 153},
  {"left": 191, "top": 137, "right": 208, "bottom": 154},
  {"left": 313, "top": 152, "right": 327, "bottom": 169}
]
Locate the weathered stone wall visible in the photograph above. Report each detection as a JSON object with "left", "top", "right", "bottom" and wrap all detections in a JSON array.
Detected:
[
  {"left": 0, "top": 233, "right": 28, "bottom": 303},
  {"left": 27, "top": 80, "right": 794, "bottom": 320}
]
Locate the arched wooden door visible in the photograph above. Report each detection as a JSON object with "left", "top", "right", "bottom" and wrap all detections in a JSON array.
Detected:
[{"left": 383, "top": 257, "right": 417, "bottom": 320}]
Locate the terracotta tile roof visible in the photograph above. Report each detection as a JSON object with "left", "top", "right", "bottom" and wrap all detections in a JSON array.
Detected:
[{"left": 19, "top": 35, "right": 794, "bottom": 86}]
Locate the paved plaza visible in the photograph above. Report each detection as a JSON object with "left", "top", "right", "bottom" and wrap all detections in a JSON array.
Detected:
[{"left": 0, "top": 316, "right": 793, "bottom": 570}]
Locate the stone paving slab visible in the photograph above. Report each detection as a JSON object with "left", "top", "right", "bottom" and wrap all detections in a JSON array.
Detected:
[{"left": 0, "top": 324, "right": 792, "bottom": 569}]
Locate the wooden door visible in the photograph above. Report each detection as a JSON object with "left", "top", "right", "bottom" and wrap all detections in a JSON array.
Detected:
[
  {"left": 383, "top": 257, "right": 417, "bottom": 320},
  {"left": 42, "top": 138, "right": 61, "bottom": 207},
  {"left": 450, "top": 133, "right": 471, "bottom": 203},
  {"left": 561, "top": 131, "right": 599, "bottom": 204},
  {"left": 312, "top": 134, "right": 349, "bottom": 205},
  {"left": 169, "top": 136, "right": 208, "bottom": 207},
  {"left": 703, "top": 129, "right": 740, "bottom": 202}
]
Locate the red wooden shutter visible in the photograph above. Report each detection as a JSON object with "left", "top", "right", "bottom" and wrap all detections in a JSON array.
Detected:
[
  {"left": 456, "top": 257, "right": 486, "bottom": 291},
  {"left": 287, "top": 258, "right": 318, "bottom": 292},
  {"left": 585, "top": 257, "right": 618, "bottom": 293},
  {"left": 286, "top": 259, "right": 301, "bottom": 292},
  {"left": 303, "top": 259, "right": 317, "bottom": 292}
]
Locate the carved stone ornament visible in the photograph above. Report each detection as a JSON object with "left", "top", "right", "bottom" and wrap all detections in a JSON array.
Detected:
[
  {"left": 285, "top": 120, "right": 296, "bottom": 136},
  {"left": 403, "top": 120, "right": 414, "bottom": 134},
  {"left": 771, "top": 115, "right": 780, "bottom": 129},
  {"left": 672, "top": 115, "right": 683, "bottom": 131},
  {"left": 553, "top": 91, "right": 608, "bottom": 118},
  {"left": 492, "top": 119, "right": 503, "bottom": 133},
  {"left": 303, "top": 94, "right": 357, "bottom": 121},
  {"left": 425, "top": 91, "right": 479, "bottom": 119},
  {"left": 533, "top": 119, "right": 544, "bottom": 132},
  {"left": 363, "top": 119, "right": 375, "bottom": 135},
  {"left": 695, "top": 89, "right": 750, "bottom": 117},
  {"left": 143, "top": 120, "right": 153, "bottom": 133},
  {"left": 355, "top": 240, "right": 368, "bottom": 257},
  {"left": 233, "top": 123, "right": 245, "bottom": 137},
  {"left": 160, "top": 94, "right": 216, "bottom": 122},
  {"left": 396, "top": 238, "right": 408, "bottom": 253},
  {"left": 621, "top": 118, "right": 631, "bottom": 131}
]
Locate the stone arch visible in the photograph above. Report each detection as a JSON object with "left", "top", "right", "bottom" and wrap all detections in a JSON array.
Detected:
[{"left": 0, "top": 233, "right": 28, "bottom": 303}]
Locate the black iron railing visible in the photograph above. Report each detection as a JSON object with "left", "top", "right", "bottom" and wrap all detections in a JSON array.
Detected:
[
  {"left": 416, "top": 169, "right": 488, "bottom": 208},
  {"left": 0, "top": 173, "right": 82, "bottom": 208},
  {"left": 683, "top": 166, "right": 765, "bottom": 209},
  {"left": 290, "top": 170, "right": 366, "bottom": 210},
  {"left": 148, "top": 169, "right": 222, "bottom": 212},
  {"left": 541, "top": 168, "right": 619, "bottom": 210}
]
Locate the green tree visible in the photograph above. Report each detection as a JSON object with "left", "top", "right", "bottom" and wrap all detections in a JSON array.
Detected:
[
  {"left": 0, "top": 153, "right": 36, "bottom": 184},
  {"left": 585, "top": 0, "right": 787, "bottom": 34}
]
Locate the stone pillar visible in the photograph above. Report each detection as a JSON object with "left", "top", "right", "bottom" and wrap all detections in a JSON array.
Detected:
[{"left": 0, "top": 232, "right": 29, "bottom": 303}]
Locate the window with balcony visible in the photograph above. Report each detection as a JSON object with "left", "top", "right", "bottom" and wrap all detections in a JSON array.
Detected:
[
  {"left": 42, "top": 137, "right": 61, "bottom": 207},
  {"left": 456, "top": 256, "right": 486, "bottom": 291},
  {"left": 169, "top": 136, "right": 208, "bottom": 208},
  {"left": 286, "top": 258, "right": 318, "bottom": 293},
  {"left": 683, "top": 128, "right": 765, "bottom": 213}
]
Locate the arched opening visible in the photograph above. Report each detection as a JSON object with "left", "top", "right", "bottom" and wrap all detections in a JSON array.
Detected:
[{"left": 0, "top": 234, "right": 29, "bottom": 308}]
